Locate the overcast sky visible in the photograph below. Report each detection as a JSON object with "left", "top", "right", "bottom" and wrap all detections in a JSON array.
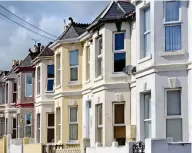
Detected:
[{"left": 0, "top": 1, "right": 109, "bottom": 70}]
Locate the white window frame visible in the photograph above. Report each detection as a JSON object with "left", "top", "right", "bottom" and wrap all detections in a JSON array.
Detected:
[
  {"left": 113, "top": 32, "right": 126, "bottom": 72},
  {"left": 143, "top": 7, "right": 151, "bottom": 57},
  {"left": 96, "top": 36, "right": 103, "bottom": 78},
  {"left": 113, "top": 102, "right": 125, "bottom": 127},
  {"left": 47, "top": 113, "right": 54, "bottom": 143},
  {"left": 165, "top": 89, "right": 182, "bottom": 140},
  {"left": 164, "top": 0, "right": 181, "bottom": 51},
  {"left": 13, "top": 82, "right": 17, "bottom": 103},
  {"left": 25, "top": 73, "right": 32, "bottom": 97},
  {"left": 143, "top": 92, "right": 151, "bottom": 139},
  {"left": 69, "top": 106, "right": 78, "bottom": 141},
  {"left": 37, "top": 67, "right": 40, "bottom": 95},
  {"left": 46, "top": 65, "right": 54, "bottom": 92},
  {"left": 69, "top": 51, "right": 79, "bottom": 82},
  {"left": 25, "top": 113, "right": 32, "bottom": 137},
  {"left": 56, "top": 53, "right": 61, "bottom": 86}
]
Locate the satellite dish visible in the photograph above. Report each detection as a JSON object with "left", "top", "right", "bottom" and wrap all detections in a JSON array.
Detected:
[{"left": 123, "top": 65, "right": 136, "bottom": 75}]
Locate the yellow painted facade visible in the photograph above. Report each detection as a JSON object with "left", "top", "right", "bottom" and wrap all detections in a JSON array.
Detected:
[{"left": 54, "top": 43, "right": 83, "bottom": 145}]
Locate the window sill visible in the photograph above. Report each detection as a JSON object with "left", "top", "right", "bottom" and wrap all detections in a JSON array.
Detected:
[
  {"left": 66, "top": 140, "right": 79, "bottom": 145},
  {"left": 138, "top": 54, "right": 152, "bottom": 64},
  {"left": 68, "top": 81, "right": 80, "bottom": 86},
  {"left": 45, "top": 91, "right": 54, "bottom": 94},
  {"left": 55, "top": 85, "right": 61, "bottom": 90},
  {"left": 111, "top": 72, "right": 127, "bottom": 78},
  {"left": 85, "top": 80, "right": 90, "bottom": 84},
  {"left": 159, "top": 50, "right": 185, "bottom": 57},
  {"left": 94, "top": 75, "right": 103, "bottom": 82},
  {"left": 36, "top": 94, "right": 41, "bottom": 98}
]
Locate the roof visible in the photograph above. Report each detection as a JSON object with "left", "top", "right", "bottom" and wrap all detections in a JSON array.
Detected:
[
  {"left": 57, "top": 22, "right": 90, "bottom": 40},
  {"left": 5, "top": 66, "right": 17, "bottom": 78},
  {"left": 88, "top": 1, "right": 135, "bottom": 30},
  {"left": 37, "top": 42, "right": 54, "bottom": 57},
  {"left": 0, "top": 70, "right": 9, "bottom": 82}
]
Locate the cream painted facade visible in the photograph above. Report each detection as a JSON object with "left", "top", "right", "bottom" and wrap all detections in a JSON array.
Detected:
[
  {"left": 82, "top": 22, "right": 136, "bottom": 147},
  {"left": 53, "top": 43, "right": 83, "bottom": 145},
  {"left": 33, "top": 57, "right": 55, "bottom": 144}
]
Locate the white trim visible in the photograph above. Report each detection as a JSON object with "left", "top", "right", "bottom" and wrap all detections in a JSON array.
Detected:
[
  {"left": 159, "top": 50, "right": 184, "bottom": 56},
  {"left": 138, "top": 54, "right": 152, "bottom": 64}
]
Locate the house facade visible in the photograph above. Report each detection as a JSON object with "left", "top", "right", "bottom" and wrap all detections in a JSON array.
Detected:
[
  {"left": 81, "top": 1, "right": 136, "bottom": 147},
  {"left": 32, "top": 43, "right": 55, "bottom": 144},
  {"left": 131, "top": 0, "right": 189, "bottom": 142},
  {"left": 50, "top": 19, "right": 88, "bottom": 145}
]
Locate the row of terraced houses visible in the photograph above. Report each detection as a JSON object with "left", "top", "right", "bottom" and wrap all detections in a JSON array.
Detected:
[{"left": 0, "top": 0, "right": 192, "bottom": 153}]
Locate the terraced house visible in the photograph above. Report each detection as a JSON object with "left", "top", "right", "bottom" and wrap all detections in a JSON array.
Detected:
[
  {"left": 32, "top": 43, "right": 55, "bottom": 144},
  {"left": 50, "top": 18, "right": 89, "bottom": 145}
]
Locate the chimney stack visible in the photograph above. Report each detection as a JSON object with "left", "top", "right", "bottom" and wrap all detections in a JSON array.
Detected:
[
  {"left": 12, "top": 60, "right": 22, "bottom": 67},
  {"left": 37, "top": 43, "right": 41, "bottom": 53}
]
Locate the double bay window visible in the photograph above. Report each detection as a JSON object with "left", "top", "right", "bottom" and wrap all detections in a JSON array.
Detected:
[
  {"left": 47, "top": 113, "right": 54, "bottom": 143},
  {"left": 114, "top": 32, "right": 126, "bottom": 72},
  {"left": 56, "top": 54, "right": 61, "bottom": 86},
  {"left": 56, "top": 108, "right": 61, "bottom": 142},
  {"left": 37, "top": 67, "right": 40, "bottom": 95},
  {"left": 97, "top": 104, "right": 103, "bottom": 144},
  {"left": 144, "top": 7, "right": 151, "bottom": 57},
  {"left": 25, "top": 73, "right": 32, "bottom": 97},
  {"left": 166, "top": 89, "right": 182, "bottom": 141},
  {"left": 47, "top": 65, "right": 54, "bottom": 91},
  {"left": 69, "top": 107, "right": 78, "bottom": 141},
  {"left": 113, "top": 103, "right": 125, "bottom": 146},
  {"left": 144, "top": 93, "right": 151, "bottom": 139},
  {"left": 96, "top": 36, "right": 102, "bottom": 77},
  {"left": 13, "top": 82, "right": 17, "bottom": 103},
  {"left": 25, "top": 113, "right": 32, "bottom": 137},
  {"left": 70, "top": 50, "right": 79, "bottom": 82},
  {"left": 165, "top": 1, "right": 181, "bottom": 51}
]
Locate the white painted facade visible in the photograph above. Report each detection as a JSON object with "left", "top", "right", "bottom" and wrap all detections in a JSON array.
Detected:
[
  {"left": 131, "top": 0, "right": 190, "bottom": 142},
  {"left": 82, "top": 21, "right": 136, "bottom": 147},
  {"left": 34, "top": 58, "right": 54, "bottom": 144}
]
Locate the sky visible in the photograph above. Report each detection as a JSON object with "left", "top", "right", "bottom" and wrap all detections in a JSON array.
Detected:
[{"left": 0, "top": 1, "right": 109, "bottom": 70}]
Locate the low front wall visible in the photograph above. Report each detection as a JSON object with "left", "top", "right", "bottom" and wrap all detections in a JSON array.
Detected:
[{"left": 23, "top": 144, "right": 42, "bottom": 153}]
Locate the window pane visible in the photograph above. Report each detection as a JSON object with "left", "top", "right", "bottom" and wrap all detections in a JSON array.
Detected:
[
  {"left": 70, "top": 67, "right": 78, "bottom": 81},
  {"left": 114, "top": 126, "right": 125, "bottom": 146},
  {"left": 47, "top": 65, "right": 54, "bottom": 78},
  {"left": 2, "top": 87, "right": 5, "bottom": 104},
  {"left": 12, "top": 129, "right": 16, "bottom": 139},
  {"left": 47, "top": 129, "right": 54, "bottom": 143},
  {"left": 70, "top": 107, "right": 77, "bottom": 122},
  {"left": 166, "top": 1, "right": 180, "bottom": 22},
  {"left": 69, "top": 124, "right": 78, "bottom": 140},
  {"left": 70, "top": 51, "right": 79, "bottom": 66},
  {"left": 98, "top": 37, "right": 102, "bottom": 55},
  {"left": 144, "top": 32, "right": 151, "bottom": 57},
  {"left": 13, "top": 93, "right": 16, "bottom": 103},
  {"left": 13, "top": 118, "right": 16, "bottom": 128},
  {"left": 97, "top": 58, "right": 102, "bottom": 77},
  {"left": 47, "top": 79, "right": 54, "bottom": 91},
  {"left": 144, "top": 121, "right": 151, "bottom": 138},
  {"left": 98, "top": 128, "right": 103, "bottom": 144},
  {"left": 114, "top": 104, "right": 124, "bottom": 124},
  {"left": 167, "top": 90, "right": 181, "bottom": 116},
  {"left": 166, "top": 119, "right": 182, "bottom": 142},
  {"left": 13, "top": 83, "right": 17, "bottom": 92},
  {"left": 57, "top": 108, "right": 60, "bottom": 124},
  {"left": 26, "top": 113, "right": 32, "bottom": 125},
  {"left": 114, "top": 53, "right": 125, "bottom": 72},
  {"left": 37, "top": 67, "right": 40, "bottom": 94},
  {"left": 37, "top": 114, "right": 40, "bottom": 129},
  {"left": 144, "top": 7, "right": 150, "bottom": 32},
  {"left": 26, "top": 73, "right": 32, "bottom": 85},
  {"left": 26, "top": 84, "right": 32, "bottom": 97},
  {"left": 144, "top": 93, "right": 151, "bottom": 119},
  {"left": 48, "top": 114, "right": 54, "bottom": 127},
  {"left": 98, "top": 104, "right": 102, "bottom": 126},
  {"left": 115, "top": 33, "right": 125, "bottom": 50},
  {"left": 56, "top": 54, "right": 60, "bottom": 68},
  {"left": 165, "top": 25, "right": 181, "bottom": 51},
  {"left": 25, "top": 126, "right": 31, "bottom": 137}
]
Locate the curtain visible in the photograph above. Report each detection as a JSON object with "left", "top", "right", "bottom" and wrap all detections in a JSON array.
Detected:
[
  {"left": 165, "top": 25, "right": 181, "bottom": 51},
  {"left": 166, "top": 1, "right": 180, "bottom": 22},
  {"left": 70, "top": 107, "right": 77, "bottom": 122},
  {"left": 70, "top": 50, "right": 79, "bottom": 66},
  {"left": 144, "top": 93, "right": 151, "bottom": 119},
  {"left": 69, "top": 124, "right": 78, "bottom": 140},
  {"left": 144, "top": 7, "right": 150, "bottom": 32},
  {"left": 26, "top": 84, "right": 32, "bottom": 97}
]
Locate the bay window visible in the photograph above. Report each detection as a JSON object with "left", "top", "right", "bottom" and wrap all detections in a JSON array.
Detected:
[
  {"left": 47, "top": 65, "right": 54, "bottom": 91},
  {"left": 25, "top": 113, "right": 32, "bottom": 137},
  {"left": 166, "top": 89, "right": 182, "bottom": 141},
  {"left": 165, "top": 1, "right": 181, "bottom": 51},
  {"left": 25, "top": 73, "right": 32, "bottom": 97},
  {"left": 114, "top": 32, "right": 126, "bottom": 72},
  {"left": 96, "top": 36, "right": 102, "bottom": 77},
  {"left": 69, "top": 107, "right": 78, "bottom": 141},
  {"left": 144, "top": 93, "right": 151, "bottom": 139},
  {"left": 70, "top": 50, "right": 79, "bottom": 82},
  {"left": 144, "top": 7, "right": 151, "bottom": 57}
]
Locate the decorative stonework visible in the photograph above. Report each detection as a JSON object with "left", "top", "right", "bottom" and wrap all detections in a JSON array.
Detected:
[
  {"left": 115, "top": 93, "right": 123, "bottom": 102},
  {"left": 69, "top": 100, "right": 77, "bottom": 106},
  {"left": 168, "top": 77, "right": 177, "bottom": 88}
]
